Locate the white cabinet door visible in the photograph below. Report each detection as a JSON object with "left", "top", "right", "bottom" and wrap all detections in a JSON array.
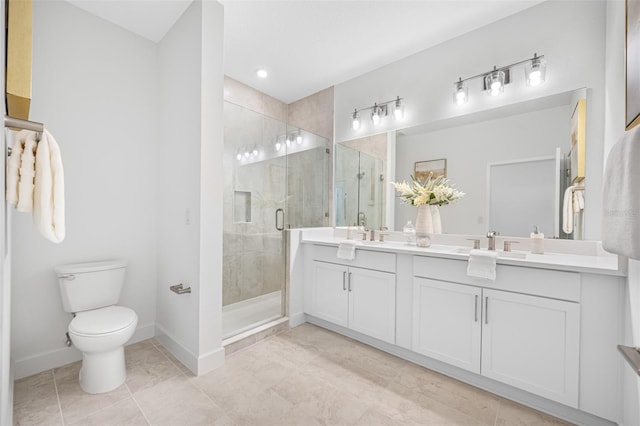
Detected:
[
  {"left": 309, "top": 261, "right": 349, "bottom": 327},
  {"left": 481, "top": 289, "right": 580, "bottom": 408},
  {"left": 348, "top": 266, "right": 396, "bottom": 344},
  {"left": 412, "top": 278, "right": 482, "bottom": 373}
]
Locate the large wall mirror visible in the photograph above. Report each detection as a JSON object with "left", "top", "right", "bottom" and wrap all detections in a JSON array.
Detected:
[{"left": 335, "top": 88, "right": 587, "bottom": 239}]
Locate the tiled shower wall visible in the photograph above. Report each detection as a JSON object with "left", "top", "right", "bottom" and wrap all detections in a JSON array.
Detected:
[{"left": 223, "top": 77, "right": 333, "bottom": 306}]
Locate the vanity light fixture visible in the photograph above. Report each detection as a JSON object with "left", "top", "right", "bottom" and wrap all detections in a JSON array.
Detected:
[
  {"left": 525, "top": 53, "right": 546, "bottom": 87},
  {"left": 296, "top": 132, "right": 303, "bottom": 145},
  {"left": 352, "top": 109, "right": 361, "bottom": 131},
  {"left": 371, "top": 103, "right": 385, "bottom": 125},
  {"left": 453, "top": 78, "right": 468, "bottom": 105},
  {"left": 275, "top": 141, "right": 282, "bottom": 151},
  {"left": 452, "top": 53, "right": 545, "bottom": 105},
  {"left": 351, "top": 96, "right": 403, "bottom": 131},
  {"left": 485, "top": 67, "right": 506, "bottom": 97},
  {"left": 393, "top": 96, "right": 404, "bottom": 120}
]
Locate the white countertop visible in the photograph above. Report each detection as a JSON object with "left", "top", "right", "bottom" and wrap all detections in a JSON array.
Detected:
[{"left": 300, "top": 231, "right": 627, "bottom": 277}]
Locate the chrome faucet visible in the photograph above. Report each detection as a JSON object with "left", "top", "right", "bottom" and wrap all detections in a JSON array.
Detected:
[{"left": 487, "top": 231, "right": 499, "bottom": 251}]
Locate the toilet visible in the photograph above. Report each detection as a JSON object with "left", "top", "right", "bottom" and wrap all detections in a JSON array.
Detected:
[{"left": 55, "top": 260, "right": 138, "bottom": 394}]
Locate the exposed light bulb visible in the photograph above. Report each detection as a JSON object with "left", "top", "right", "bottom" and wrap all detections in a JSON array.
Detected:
[
  {"left": 296, "top": 133, "right": 302, "bottom": 144},
  {"left": 371, "top": 104, "right": 382, "bottom": 125},
  {"left": 286, "top": 136, "right": 291, "bottom": 146},
  {"left": 236, "top": 152, "right": 242, "bottom": 160},
  {"left": 453, "top": 78, "right": 468, "bottom": 105},
  {"left": 526, "top": 54, "right": 546, "bottom": 87},
  {"left": 393, "top": 97, "right": 404, "bottom": 120},
  {"left": 275, "top": 142, "right": 281, "bottom": 151},
  {"left": 352, "top": 109, "right": 361, "bottom": 131},
  {"left": 252, "top": 148, "right": 258, "bottom": 157},
  {"left": 244, "top": 150, "right": 250, "bottom": 158},
  {"left": 256, "top": 69, "right": 268, "bottom": 78}
]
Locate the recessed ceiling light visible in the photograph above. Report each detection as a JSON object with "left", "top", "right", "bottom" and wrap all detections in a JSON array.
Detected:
[{"left": 256, "top": 69, "right": 268, "bottom": 78}]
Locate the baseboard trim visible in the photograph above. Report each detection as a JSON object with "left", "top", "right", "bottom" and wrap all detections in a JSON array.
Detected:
[
  {"left": 14, "top": 323, "right": 155, "bottom": 380},
  {"left": 154, "top": 324, "right": 198, "bottom": 375},
  {"left": 197, "top": 346, "right": 225, "bottom": 375},
  {"left": 289, "top": 312, "right": 306, "bottom": 328}
]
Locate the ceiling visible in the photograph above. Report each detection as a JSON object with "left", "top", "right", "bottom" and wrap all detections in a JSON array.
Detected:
[{"left": 65, "top": 0, "right": 545, "bottom": 104}]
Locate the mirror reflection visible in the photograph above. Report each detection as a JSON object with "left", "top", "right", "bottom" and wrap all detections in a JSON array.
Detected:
[{"left": 335, "top": 89, "right": 587, "bottom": 239}]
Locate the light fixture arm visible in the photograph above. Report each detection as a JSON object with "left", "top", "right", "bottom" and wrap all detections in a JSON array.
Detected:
[
  {"left": 351, "top": 96, "right": 403, "bottom": 116},
  {"left": 453, "top": 53, "right": 544, "bottom": 85}
]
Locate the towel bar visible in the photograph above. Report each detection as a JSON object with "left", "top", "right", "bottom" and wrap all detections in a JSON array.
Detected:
[
  {"left": 169, "top": 283, "right": 191, "bottom": 295},
  {"left": 4, "top": 115, "right": 43, "bottom": 132}
]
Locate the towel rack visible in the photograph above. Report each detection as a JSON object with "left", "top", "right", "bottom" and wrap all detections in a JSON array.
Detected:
[
  {"left": 4, "top": 115, "right": 43, "bottom": 133},
  {"left": 4, "top": 115, "right": 44, "bottom": 156}
]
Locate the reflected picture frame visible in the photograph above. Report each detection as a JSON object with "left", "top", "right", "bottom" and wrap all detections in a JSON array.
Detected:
[
  {"left": 414, "top": 158, "right": 447, "bottom": 182},
  {"left": 626, "top": 0, "right": 640, "bottom": 130}
]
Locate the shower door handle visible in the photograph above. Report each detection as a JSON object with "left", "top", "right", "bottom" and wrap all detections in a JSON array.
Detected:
[{"left": 275, "top": 208, "right": 285, "bottom": 231}]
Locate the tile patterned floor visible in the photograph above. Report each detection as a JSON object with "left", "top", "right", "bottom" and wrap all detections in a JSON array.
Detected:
[{"left": 13, "top": 324, "right": 573, "bottom": 426}]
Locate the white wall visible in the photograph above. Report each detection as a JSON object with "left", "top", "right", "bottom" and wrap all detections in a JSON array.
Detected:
[
  {"left": 11, "top": 1, "right": 159, "bottom": 378},
  {"left": 395, "top": 105, "right": 569, "bottom": 236},
  {"left": 604, "top": 1, "right": 640, "bottom": 425},
  {"left": 155, "top": 0, "right": 224, "bottom": 375},
  {"left": 335, "top": 1, "right": 606, "bottom": 241}
]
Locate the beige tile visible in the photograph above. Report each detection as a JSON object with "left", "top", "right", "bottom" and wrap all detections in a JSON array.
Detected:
[
  {"left": 134, "top": 375, "right": 225, "bottom": 426},
  {"left": 54, "top": 368, "right": 130, "bottom": 425},
  {"left": 496, "top": 399, "right": 575, "bottom": 426},
  {"left": 13, "top": 370, "right": 62, "bottom": 426},
  {"left": 222, "top": 388, "right": 294, "bottom": 426},
  {"left": 152, "top": 342, "right": 193, "bottom": 376},
  {"left": 223, "top": 76, "right": 263, "bottom": 114},
  {"left": 67, "top": 396, "right": 148, "bottom": 426},
  {"left": 389, "top": 362, "right": 500, "bottom": 425},
  {"left": 272, "top": 370, "right": 370, "bottom": 425},
  {"left": 125, "top": 340, "right": 183, "bottom": 393}
]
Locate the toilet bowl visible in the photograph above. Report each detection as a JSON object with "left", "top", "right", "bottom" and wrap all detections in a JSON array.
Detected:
[
  {"left": 55, "top": 260, "right": 138, "bottom": 394},
  {"left": 68, "top": 305, "right": 138, "bottom": 394}
]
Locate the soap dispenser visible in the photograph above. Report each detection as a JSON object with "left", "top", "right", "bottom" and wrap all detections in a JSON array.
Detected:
[{"left": 530, "top": 225, "right": 544, "bottom": 254}]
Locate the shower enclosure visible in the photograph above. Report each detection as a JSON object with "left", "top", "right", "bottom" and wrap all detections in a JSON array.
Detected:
[
  {"left": 223, "top": 101, "right": 330, "bottom": 339},
  {"left": 335, "top": 144, "right": 386, "bottom": 230}
]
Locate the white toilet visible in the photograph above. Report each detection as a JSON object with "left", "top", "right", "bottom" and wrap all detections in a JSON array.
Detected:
[{"left": 55, "top": 260, "right": 138, "bottom": 394}]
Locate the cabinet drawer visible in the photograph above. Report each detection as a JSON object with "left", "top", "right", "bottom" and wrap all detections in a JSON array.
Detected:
[
  {"left": 413, "top": 256, "right": 579, "bottom": 302},
  {"left": 311, "top": 244, "right": 396, "bottom": 273}
]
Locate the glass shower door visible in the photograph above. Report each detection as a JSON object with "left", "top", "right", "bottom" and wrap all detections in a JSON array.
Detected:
[{"left": 222, "top": 102, "right": 287, "bottom": 339}]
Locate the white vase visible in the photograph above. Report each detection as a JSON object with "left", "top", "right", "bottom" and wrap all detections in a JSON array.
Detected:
[
  {"left": 431, "top": 205, "right": 442, "bottom": 234},
  {"left": 415, "top": 205, "right": 433, "bottom": 247}
]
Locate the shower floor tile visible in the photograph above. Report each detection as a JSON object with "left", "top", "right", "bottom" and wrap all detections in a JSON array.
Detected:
[{"left": 14, "top": 323, "right": 574, "bottom": 426}]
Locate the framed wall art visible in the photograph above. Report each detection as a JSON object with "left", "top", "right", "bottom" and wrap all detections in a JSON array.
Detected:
[{"left": 414, "top": 158, "right": 447, "bottom": 181}]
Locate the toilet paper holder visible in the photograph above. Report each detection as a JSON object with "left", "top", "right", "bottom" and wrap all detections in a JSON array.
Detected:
[{"left": 170, "top": 283, "right": 191, "bottom": 294}]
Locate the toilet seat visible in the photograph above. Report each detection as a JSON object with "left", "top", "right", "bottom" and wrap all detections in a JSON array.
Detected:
[{"left": 70, "top": 306, "right": 137, "bottom": 337}]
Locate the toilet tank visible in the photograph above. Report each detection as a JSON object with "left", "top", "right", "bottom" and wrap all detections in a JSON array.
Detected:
[{"left": 55, "top": 260, "right": 127, "bottom": 313}]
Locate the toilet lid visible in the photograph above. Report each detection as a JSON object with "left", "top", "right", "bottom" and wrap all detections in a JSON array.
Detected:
[{"left": 69, "top": 306, "right": 137, "bottom": 336}]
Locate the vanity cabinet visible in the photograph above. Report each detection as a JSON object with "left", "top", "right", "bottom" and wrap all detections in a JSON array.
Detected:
[
  {"left": 309, "top": 261, "right": 396, "bottom": 344},
  {"left": 412, "top": 257, "right": 580, "bottom": 408},
  {"left": 305, "top": 245, "right": 396, "bottom": 344}
]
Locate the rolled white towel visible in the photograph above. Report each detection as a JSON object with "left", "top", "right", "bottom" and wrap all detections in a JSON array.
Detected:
[
  {"left": 6, "top": 130, "right": 28, "bottom": 206},
  {"left": 33, "top": 129, "right": 65, "bottom": 243},
  {"left": 16, "top": 133, "right": 37, "bottom": 212}
]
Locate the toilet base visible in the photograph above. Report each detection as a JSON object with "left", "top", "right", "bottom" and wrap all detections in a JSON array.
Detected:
[{"left": 79, "top": 346, "right": 127, "bottom": 394}]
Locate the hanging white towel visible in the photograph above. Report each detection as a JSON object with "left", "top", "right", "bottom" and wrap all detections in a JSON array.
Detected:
[
  {"left": 602, "top": 126, "right": 640, "bottom": 259},
  {"left": 562, "top": 185, "right": 575, "bottom": 234},
  {"left": 6, "top": 130, "right": 27, "bottom": 206},
  {"left": 574, "top": 189, "right": 585, "bottom": 211},
  {"left": 337, "top": 241, "right": 358, "bottom": 260},
  {"left": 466, "top": 249, "right": 498, "bottom": 281},
  {"left": 16, "top": 133, "right": 37, "bottom": 213},
  {"left": 33, "top": 129, "right": 65, "bottom": 243}
]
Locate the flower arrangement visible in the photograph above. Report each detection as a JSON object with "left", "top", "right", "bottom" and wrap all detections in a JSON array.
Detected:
[{"left": 392, "top": 174, "right": 465, "bottom": 206}]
